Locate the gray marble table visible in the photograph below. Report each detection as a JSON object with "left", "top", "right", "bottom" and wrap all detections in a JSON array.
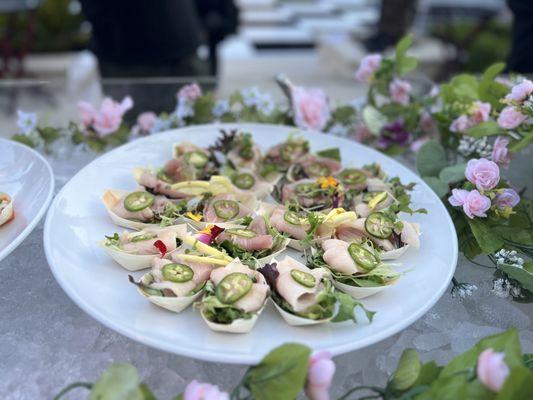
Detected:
[{"left": 1, "top": 144, "right": 532, "bottom": 400}]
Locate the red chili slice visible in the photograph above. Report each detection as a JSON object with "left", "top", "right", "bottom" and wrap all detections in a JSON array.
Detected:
[{"left": 153, "top": 240, "right": 167, "bottom": 258}]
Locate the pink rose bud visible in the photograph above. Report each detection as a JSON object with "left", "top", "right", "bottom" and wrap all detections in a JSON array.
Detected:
[
  {"left": 77, "top": 101, "right": 97, "bottom": 128},
  {"left": 353, "top": 125, "right": 373, "bottom": 143},
  {"left": 389, "top": 79, "right": 412, "bottom": 106},
  {"left": 465, "top": 158, "right": 500, "bottom": 191},
  {"left": 495, "top": 188, "right": 520, "bottom": 209},
  {"left": 497, "top": 106, "right": 527, "bottom": 130},
  {"left": 177, "top": 83, "right": 202, "bottom": 102},
  {"left": 448, "top": 189, "right": 491, "bottom": 219},
  {"left": 92, "top": 96, "right": 133, "bottom": 137},
  {"left": 184, "top": 380, "right": 229, "bottom": 400},
  {"left": 470, "top": 101, "right": 491, "bottom": 124},
  {"left": 477, "top": 349, "right": 510, "bottom": 392},
  {"left": 305, "top": 351, "right": 335, "bottom": 400},
  {"left": 355, "top": 54, "right": 382, "bottom": 83},
  {"left": 137, "top": 111, "right": 157, "bottom": 132},
  {"left": 291, "top": 86, "right": 331, "bottom": 131},
  {"left": 505, "top": 79, "right": 533, "bottom": 102},
  {"left": 449, "top": 115, "right": 473, "bottom": 133},
  {"left": 491, "top": 136, "right": 511, "bottom": 167}
]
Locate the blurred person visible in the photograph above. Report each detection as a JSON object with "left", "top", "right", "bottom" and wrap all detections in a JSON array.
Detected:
[
  {"left": 364, "top": 0, "right": 418, "bottom": 52},
  {"left": 195, "top": 0, "right": 239, "bottom": 76},
  {"left": 80, "top": 0, "right": 209, "bottom": 78},
  {"left": 507, "top": 0, "right": 533, "bottom": 73}
]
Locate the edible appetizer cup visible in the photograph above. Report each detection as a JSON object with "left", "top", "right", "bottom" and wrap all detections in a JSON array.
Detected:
[
  {"left": 259, "top": 256, "right": 334, "bottom": 326},
  {"left": 314, "top": 239, "right": 400, "bottom": 299},
  {"left": 130, "top": 255, "right": 213, "bottom": 312},
  {"left": 100, "top": 224, "right": 187, "bottom": 271},
  {"left": 334, "top": 212, "right": 421, "bottom": 260},
  {"left": 197, "top": 258, "right": 269, "bottom": 333},
  {"left": 0, "top": 193, "right": 14, "bottom": 226}
]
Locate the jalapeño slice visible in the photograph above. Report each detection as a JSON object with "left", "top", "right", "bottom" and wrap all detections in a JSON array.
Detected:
[
  {"left": 348, "top": 243, "right": 379, "bottom": 271},
  {"left": 290, "top": 269, "right": 316, "bottom": 288},
  {"left": 365, "top": 212, "right": 394, "bottom": 239},
  {"left": 184, "top": 151, "right": 209, "bottom": 168},
  {"left": 162, "top": 263, "right": 194, "bottom": 283},
  {"left": 213, "top": 199, "right": 240, "bottom": 220},
  {"left": 225, "top": 228, "right": 256, "bottom": 238},
  {"left": 124, "top": 191, "right": 155, "bottom": 212},
  {"left": 280, "top": 142, "right": 297, "bottom": 161},
  {"left": 232, "top": 172, "right": 255, "bottom": 190},
  {"left": 305, "top": 163, "right": 331, "bottom": 177},
  {"left": 131, "top": 233, "right": 157, "bottom": 242},
  {"left": 339, "top": 169, "right": 367, "bottom": 185},
  {"left": 216, "top": 272, "right": 253, "bottom": 304},
  {"left": 283, "top": 210, "right": 302, "bottom": 225},
  {"left": 296, "top": 183, "right": 319, "bottom": 198},
  {"left": 157, "top": 170, "right": 174, "bottom": 183}
]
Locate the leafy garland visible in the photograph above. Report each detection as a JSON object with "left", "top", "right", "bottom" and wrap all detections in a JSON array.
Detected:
[
  {"left": 53, "top": 329, "right": 532, "bottom": 400},
  {"left": 11, "top": 36, "right": 533, "bottom": 299}
]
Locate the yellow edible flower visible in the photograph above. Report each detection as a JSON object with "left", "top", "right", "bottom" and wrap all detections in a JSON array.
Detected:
[
  {"left": 185, "top": 211, "right": 203, "bottom": 222},
  {"left": 316, "top": 176, "right": 338, "bottom": 189},
  {"left": 199, "top": 224, "right": 214, "bottom": 234}
]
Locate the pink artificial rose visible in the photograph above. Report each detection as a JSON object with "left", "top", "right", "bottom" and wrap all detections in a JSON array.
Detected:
[
  {"left": 389, "top": 79, "right": 411, "bottom": 106},
  {"left": 177, "top": 83, "right": 202, "bottom": 102},
  {"left": 491, "top": 137, "right": 511, "bottom": 167},
  {"left": 448, "top": 189, "right": 491, "bottom": 219},
  {"left": 465, "top": 158, "right": 500, "bottom": 191},
  {"left": 497, "top": 106, "right": 527, "bottom": 130},
  {"left": 77, "top": 101, "right": 97, "bottom": 127},
  {"left": 495, "top": 188, "right": 520, "bottom": 210},
  {"left": 355, "top": 54, "right": 382, "bottom": 83},
  {"left": 305, "top": 351, "right": 336, "bottom": 400},
  {"left": 291, "top": 86, "right": 331, "bottom": 131},
  {"left": 137, "top": 111, "right": 157, "bottom": 132},
  {"left": 184, "top": 380, "right": 229, "bottom": 400},
  {"left": 92, "top": 96, "right": 133, "bottom": 136},
  {"left": 470, "top": 101, "right": 491, "bottom": 124},
  {"left": 449, "top": 115, "right": 472, "bottom": 133},
  {"left": 505, "top": 79, "right": 533, "bottom": 102},
  {"left": 477, "top": 349, "right": 510, "bottom": 392}
]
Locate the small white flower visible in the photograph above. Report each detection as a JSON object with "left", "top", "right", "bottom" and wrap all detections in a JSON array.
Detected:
[
  {"left": 174, "top": 97, "right": 195, "bottom": 122},
  {"left": 458, "top": 136, "right": 492, "bottom": 158},
  {"left": 212, "top": 100, "right": 230, "bottom": 118},
  {"left": 241, "top": 87, "right": 275, "bottom": 116},
  {"left": 17, "top": 110, "right": 38, "bottom": 135},
  {"left": 494, "top": 249, "right": 524, "bottom": 268}
]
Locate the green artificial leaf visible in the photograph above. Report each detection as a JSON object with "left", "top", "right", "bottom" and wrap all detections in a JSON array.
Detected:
[
  {"left": 244, "top": 343, "right": 311, "bottom": 400},
  {"left": 139, "top": 383, "right": 157, "bottom": 400},
  {"left": 509, "top": 132, "right": 533, "bottom": 152},
  {"left": 37, "top": 126, "right": 61, "bottom": 144},
  {"left": 523, "top": 353, "right": 533, "bottom": 369},
  {"left": 440, "top": 74, "right": 480, "bottom": 104},
  {"left": 330, "top": 105, "right": 357, "bottom": 125},
  {"left": 172, "top": 395, "right": 183, "bottom": 400},
  {"left": 394, "top": 34, "right": 418, "bottom": 76},
  {"left": 90, "top": 364, "right": 144, "bottom": 400},
  {"left": 495, "top": 366, "right": 533, "bottom": 400},
  {"left": 194, "top": 93, "right": 216, "bottom": 124},
  {"left": 398, "top": 57, "right": 418, "bottom": 76},
  {"left": 395, "top": 35, "right": 413, "bottom": 62},
  {"left": 316, "top": 147, "right": 341, "bottom": 161},
  {"left": 11, "top": 134, "right": 36, "bottom": 148},
  {"left": 389, "top": 349, "right": 422, "bottom": 392},
  {"left": 478, "top": 63, "right": 508, "bottom": 111},
  {"left": 439, "top": 164, "right": 467, "bottom": 184},
  {"left": 493, "top": 227, "right": 533, "bottom": 246},
  {"left": 416, "top": 140, "right": 448, "bottom": 177},
  {"left": 498, "top": 264, "right": 533, "bottom": 293},
  {"left": 362, "top": 105, "right": 387, "bottom": 135},
  {"left": 467, "top": 219, "right": 504, "bottom": 254},
  {"left": 466, "top": 121, "right": 501, "bottom": 138},
  {"left": 415, "top": 375, "right": 491, "bottom": 400},
  {"left": 423, "top": 177, "right": 449, "bottom": 198},
  {"left": 413, "top": 361, "right": 442, "bottom": 387}
]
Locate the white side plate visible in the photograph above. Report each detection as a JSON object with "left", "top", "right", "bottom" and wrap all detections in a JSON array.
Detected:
[{"left": 0, "top": 139, "right": 54, "bottom": 263}]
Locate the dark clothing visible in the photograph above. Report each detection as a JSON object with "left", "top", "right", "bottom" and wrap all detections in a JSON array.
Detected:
[
  {"left": 80, "top": 0, "right": 203, "bottom": 65},
  {"left": 507, "top": 0, "right": 533, "bottom": 73}
]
